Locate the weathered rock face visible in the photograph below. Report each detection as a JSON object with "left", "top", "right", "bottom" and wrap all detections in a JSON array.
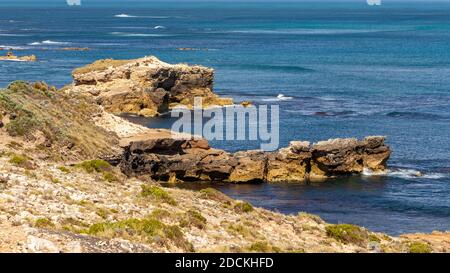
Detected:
[
  {"left": 229, "top": 151, "right": 267, "bottom": 183},
  {"left": 118, "top": 135, "right": 391, "bottom": 183},
  {"left": 267, "top": 141, "right": 311, "bottom": 182},
  {"left": 310, "top": 136, "right": 390, "bottom": 179},
  {"left": 67, "top": 56, "right": 233, "bottom": 117}
]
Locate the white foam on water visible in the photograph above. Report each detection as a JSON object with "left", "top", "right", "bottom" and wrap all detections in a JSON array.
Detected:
[
  {"left": 154, "top": 26, "right": 166, "bottom": 29},
  {"left": 221, "top": 28, "right": 406, "bottom": 35},
  {"left": 29, "top": 40, "right": 70, "bottom": 46},
  {"left": 0, "top": 45, "right": 30, "bottom": 50},
  {"left": 0, "top": 59, "right": 29, "bottom": 62},
  {"left": 114, "top": 14, "right": 169, "bottom": 19},
  {"left": 0, "top": 34, "right": 29, "bottom": 37},
  {"left": 114, "top": 14, "right": 138, "bottom": 18},
  {"left": 110, "top": 32, "right": 171, "bottom": 37},
  {"left": 363, "top": 168, "right": 446, "bottom": 180},
  {"left": 262, "top": 94, "right": 294, "bottom": 102}
]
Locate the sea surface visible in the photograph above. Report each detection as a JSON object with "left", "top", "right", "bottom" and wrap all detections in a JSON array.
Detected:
[{"left": 1, "top": 1, "right": 450, "bottom": 235}]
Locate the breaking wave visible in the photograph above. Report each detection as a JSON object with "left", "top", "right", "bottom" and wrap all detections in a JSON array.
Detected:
[
  {"left": 363, "top": 168, "right": 447, "bottom": 180},
  {"left": 29, "top": 40, "right": 70, "bottom": 46},
  {"left": 262, "top": 94, "right": 294, "bottom": 102},
  {"left": 110, "top": 32, "right": 171, "bottom": 37},
  {"left": 114, "top": 14, "right": 170, "bottom": 19}
]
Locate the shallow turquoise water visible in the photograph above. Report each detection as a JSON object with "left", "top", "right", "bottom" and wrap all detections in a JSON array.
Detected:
[{"left": 1, "top": 1, "right": 449, "bottom": 234}]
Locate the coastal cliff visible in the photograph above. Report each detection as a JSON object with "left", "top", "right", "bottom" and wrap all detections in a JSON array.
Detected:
[
  {"left": 0, "top": 59, "right": 445, "bottom": 253},
  {"left": 119, "top": 135, "right": 390, "bottom": 183},
  {"left": 66, "top": 56, "right": 233, "bottom": 117}
]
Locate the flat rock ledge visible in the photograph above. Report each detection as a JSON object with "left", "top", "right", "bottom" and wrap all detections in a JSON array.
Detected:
[
  {"left": 117, "top": 135, "right": 391, "bottom": 183},
  {"left": 66, "top": 56, "right": 233, "bottom": 117}
]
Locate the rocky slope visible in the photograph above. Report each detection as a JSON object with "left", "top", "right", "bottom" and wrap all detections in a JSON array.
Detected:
[{"left": 66, "top": 56, "right": 233, "bottom": 117}]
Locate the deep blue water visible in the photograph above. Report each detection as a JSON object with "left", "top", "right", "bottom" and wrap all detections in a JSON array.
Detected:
[{"left": 1, "top": 1, "right": 450, "bottom": 235}]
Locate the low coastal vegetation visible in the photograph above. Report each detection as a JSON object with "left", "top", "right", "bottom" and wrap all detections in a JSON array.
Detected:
[
  {"left": 408, "top": 242, "right": 432, "bottom": 253},
  {"left": 76, "top": 160, "right": 119, "bottom": 183},
  {"left": 0, "top": 81, "right": 119, "bottom": 161},
  {"left": 234, "top": 201, "right": 254, "bottom": 213},
  {"left": 9, "top": 154, "right": 34, "bottom": 169},
  {"left": 325, "top": 224, "right": 369, "bottom": 247},
  {"left": 141, "top": 184, "right": 177, "bottom": 206},
  {"left": 83, "top": 216, "right": 194, "bottom": 252}
]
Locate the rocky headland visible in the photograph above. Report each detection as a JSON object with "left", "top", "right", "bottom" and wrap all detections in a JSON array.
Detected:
[
  {"left": 66, "top": 56, "right": 233, "bottom": 117},
  {"left": 0, "top": 56, "right": 447, "bottom": 253}
]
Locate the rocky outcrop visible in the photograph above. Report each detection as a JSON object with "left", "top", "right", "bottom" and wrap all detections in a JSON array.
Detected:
[
  {"left": 118, "top": 135, "right": 391, "bottom": 183},
  {"left": 0, "top": 51, "right": 36, "bottom": 62},
  {"left": 66, "top": 56, "right": 233, "bottom": 117}
]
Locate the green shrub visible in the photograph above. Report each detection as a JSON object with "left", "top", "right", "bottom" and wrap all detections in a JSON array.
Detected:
[
  {"left": 248, "top": 241, "right": 281, "bottom": 253},
  {"left": 85, "top": 216, "right": 192, "bottom": 251},
  {"left": 180, "top": 209, "right": 207, "bottom": 229},
  {"left": 9, "top": 154, "right": 33, "bottom": 169},
  {"left": 57, "top": 166, "right": 71, "bottom": 173},
  {"left": 325, "top": 224, "right": 369, "bottom": 247},
  {"left": 76, "top": 160, "right": 119, "bottom": 183},
  {"left": 369, "top": 234, "right": 381, "bottom": 243},
  {"left": 141, "top": 184, "right": 177, "bottom": 206},
  {"left": 76, "top": 160, "right": 112, "bottom": 173},
  {"left": 199, "top": 188, "right": 232, "bottom": 204},
  {"left": 103, "top": 171, "right": 119, "bottom": 183},
  {"left": 409, "top": 242, "right": 432, "bottom": 253},
  {"left": 234, "top": 201, "right": 254, "bottom": 213},
  {"left": 34, "top": 218, "right": 55, "bottom": 228}
]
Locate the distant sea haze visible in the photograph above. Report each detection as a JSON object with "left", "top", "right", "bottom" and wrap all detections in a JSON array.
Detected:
[{"left": 1, "top": 1, "right": 450, "bottom": 235}]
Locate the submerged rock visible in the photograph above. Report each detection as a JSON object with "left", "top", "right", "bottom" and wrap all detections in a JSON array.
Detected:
[
  {"left": 0, "top": 51, "right": 36, "bottom": 62},
  {"left": 67, "top": 56, "right": 233, "bottom": 117}
]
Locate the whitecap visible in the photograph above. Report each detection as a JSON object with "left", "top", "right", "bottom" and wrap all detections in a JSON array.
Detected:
[
  {"left": 154, "top": 25, "right": 166, "bottom": 29},
  {"left": 114, "top": 14, "right": 169, "bottom": 19},
  {"left": 114, "top": 14, "right": 138, "bottom": 18},
  {"left": 110, "top": 32, "right": 170, "bottom": 37},
  {"left": 0, "top": 45, "right": 30, "bottom": 50},
  {"left": 262, "top": 94, "right": 294, "bottom": 102},
  {"left": 223, "top": 29, "right": 393, "bottom": 35},
  {"left": 0, "top": 33, "right": 29, "bottom": 37},
  {"left": 28, "top": 40, "right": 70, "bottom": 46}
]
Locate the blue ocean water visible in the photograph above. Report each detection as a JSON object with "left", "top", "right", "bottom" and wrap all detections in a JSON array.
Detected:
[{"left": 1, "top": 1, "right": 449, "bottom": 235}]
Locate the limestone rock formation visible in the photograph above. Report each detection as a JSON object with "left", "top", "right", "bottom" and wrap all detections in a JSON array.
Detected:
[
  {"left": 310, "top": 136, "right": 390, "bottom": 179},
  {"left": 118, "top": 134, "right": 391, "bottom": 183},
  {"left": 67, "top": 56, "right": 233, "bottom": 117}
]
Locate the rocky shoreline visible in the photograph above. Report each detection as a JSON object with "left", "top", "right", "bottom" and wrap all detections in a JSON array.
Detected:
[
  {"left": 0, "top": 55, "right": 446, "bottom": 253},
  {"left": 61, "top": 55, "right": 391, "bottom": 183},
  {"left": 118, "top": 135, "right": 390, "bottom": 183}
]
